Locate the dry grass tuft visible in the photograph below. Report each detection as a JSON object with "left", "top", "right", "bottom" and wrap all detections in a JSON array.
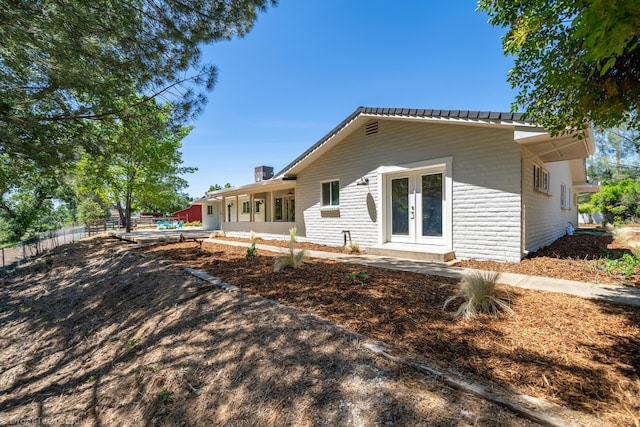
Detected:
[
  {"left": 345, "top": 241, "right": 361, "bottom": 253},
  {"left": 274, "top": 247, "right": 306, "bottom": 272},
  {"left": 443, "top": 270, "right": 514, "bottom": 319}
]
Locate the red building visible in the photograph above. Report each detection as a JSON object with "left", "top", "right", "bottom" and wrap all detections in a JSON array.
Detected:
[{"left": 172, "top": 204, "right": 202, "bottom": 223}]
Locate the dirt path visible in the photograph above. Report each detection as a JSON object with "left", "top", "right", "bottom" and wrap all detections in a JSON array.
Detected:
[{"left": 0, "top": 237, "right": 536, "bottom": 426}]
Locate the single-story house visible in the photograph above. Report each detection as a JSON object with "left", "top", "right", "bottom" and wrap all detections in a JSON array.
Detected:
[
  {"left": 198, "top": 107, "right": 599, "bottom": 262},
  {"left": 173, "top": 204, "right": 202, "bottom": 223}
]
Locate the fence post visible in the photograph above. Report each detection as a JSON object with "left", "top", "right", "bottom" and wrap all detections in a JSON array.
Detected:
[{"left": 2, "top": 248, "right": 5, "bottom": 278}]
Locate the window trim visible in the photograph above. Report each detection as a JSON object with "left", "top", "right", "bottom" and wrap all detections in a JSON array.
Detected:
[
  {"left": 321, "top": 179, "right": 340, "bottom": 208},
  {"left": 533, "top": 164, "right": 550, "bottom": 194}
]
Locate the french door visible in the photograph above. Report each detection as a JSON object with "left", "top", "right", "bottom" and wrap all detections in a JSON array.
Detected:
[{"left": 388, "top": 170, "right": 445, "bottom": 245}]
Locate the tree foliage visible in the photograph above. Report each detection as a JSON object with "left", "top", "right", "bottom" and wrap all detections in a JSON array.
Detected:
[
  {"left": 76, "top": 101, "right": 194, "bottom": 232},
  {"left": 1, "top": 0, "right": 276, "bottom": 125},
  {"left": 208, "top": 183, "right": 233, "bottom": 192},
  {"left": 478, "top": 0, "right": 640, "bottom": 135},
  {"left": 76, "top": 199, "right": 110, "bottom": 226},
  {"left": 0, "top": 0, "right": 275, "bottom": 240},
  {"left": 591, "top": 179, "right": 640, "bottom": 224},
  {"left": 587, "top": 127, "right": 640, "bottom": 183},
  {"left": 0, "top": 0, "right": 275, "bottom": 206}
]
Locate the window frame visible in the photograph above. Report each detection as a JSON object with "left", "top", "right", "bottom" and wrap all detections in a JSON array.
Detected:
[
  {"left": 321, "top": 179, "right": 340, "bottom": 207},
  {"left": 560, "top": 183, "right": 571, "bottom": 209},
  {"left": 533, "top": 164, "right": 550, "bottom": 193},
  {"left": 242, "top": 201, "right": 251, "bottom": 214}
]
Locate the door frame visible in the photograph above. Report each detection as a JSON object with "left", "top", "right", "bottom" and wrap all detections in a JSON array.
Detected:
[{"left": 378, "top": 157, "right": 452, "bottom": 249}]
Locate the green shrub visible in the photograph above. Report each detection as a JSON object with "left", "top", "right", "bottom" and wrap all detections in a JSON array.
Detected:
[
  {"left": 443, "top": 270, "right": 514, "bottom": 319},
  {"left": 590, "top": 179, "right": 640, "bottom": 224},
  {"left": 184, "top": 221, "right": 202, "bottom": 227}
]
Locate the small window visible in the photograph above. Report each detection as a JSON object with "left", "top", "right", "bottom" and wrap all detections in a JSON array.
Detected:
[
  {"left": 322, "top": 180, "right": 339, "bottom": 206},
  {"left": 560, "top": 183, "right": 570, "bottom": 209},
  {"left": 242, "top": 201, "right": 250, "bottom": 214},
  {"left": 207, "top": 205, "right": 213, "bottom": 215},
  {"left": 255, "top": 201, "right": 261, "bottom": 213},
  {"left": 533, "top": 164, "right": 550, "bottom": 193}
]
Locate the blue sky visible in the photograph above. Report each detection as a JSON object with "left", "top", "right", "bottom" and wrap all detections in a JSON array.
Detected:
[{"left": 180, "top": 1, "right": 516, "bottom": 198}]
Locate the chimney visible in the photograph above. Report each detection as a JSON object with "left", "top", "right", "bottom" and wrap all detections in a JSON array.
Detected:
[{"left": 254, "top": 166, "right": 274, "bottom": 182}]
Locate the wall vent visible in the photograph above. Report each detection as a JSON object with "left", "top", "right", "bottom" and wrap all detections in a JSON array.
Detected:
[{"left": 365, "top": 121, "right": 379, "bottom": 135}]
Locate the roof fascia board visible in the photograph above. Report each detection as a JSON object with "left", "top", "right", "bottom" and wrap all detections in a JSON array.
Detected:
[{"left": 206, "top": 178, "right": 294, "bottom": 200}]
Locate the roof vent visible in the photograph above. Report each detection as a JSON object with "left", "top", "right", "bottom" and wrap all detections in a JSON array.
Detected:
[{"left": 365, "top": 121, "right": 379, "bottom": 136}]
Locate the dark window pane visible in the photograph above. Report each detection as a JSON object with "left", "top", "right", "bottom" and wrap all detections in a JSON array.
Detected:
[
  {"left": 331, "top": 181, "right": 340, "bottom": 206},
  {"left": 322, "top": 182, "right": 330, "bottom": 206},
  {"left": 391, "top": 177, "right": 409, "bottom": 235},
  {"left": 422, "top": 174, "right": 442, "bottom": 236}
]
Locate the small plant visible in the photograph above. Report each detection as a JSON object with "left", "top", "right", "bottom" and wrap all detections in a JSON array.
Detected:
[
  {"left": 249, "top": 230, "right": 256, "bottom": 243},
  {"left": 345, "top": 241, "right": 361, "bottom": 253},
  {"left": 142, "top": 365, "right": 160, "bottom": 373},
  {"left": 443, "top": 270, "right": 514, "bottom": 319},
  {"left": 600, "top": 253, "right": 640, "bottom": 278},
  {"left": 274, "top": 247, "right": 306, "bottom": 272},
  {"left": 347, "top": 270, "right": 368, "bottom": 284},
  {"left": 246, "top": 242, "right": 257, "bottom": 259},
  {"left": 435, "top": 331, "right": 443, "bottom": 340},
  {"left": 158, "top": 390, "right": 172, "bottom": 402},
  {"left": 19, "top": 304, "right": 27, "bottom": 313},
  {"left": 127, "top": 337, "right": 140, "bottom": 346},
  {"left": 288, "top": 227, "right": 297, "bottom": 243},
  {"left": 86, "top": 375, "right": 96, "bottom": 383}
]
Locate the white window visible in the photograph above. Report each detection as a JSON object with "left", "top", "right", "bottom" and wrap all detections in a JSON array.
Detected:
[
  {"left": 322, "top": 180, "right": 340, "bottom": 206},
  {"left": 242, "top": 201, "right": 250, "bottom": 214},
  {"left": 560, "top": 183, "right": 570, "bottom": 209},
  {"left": 207, "top": 205, "right": 213, "bottom": 215},
  {"left": 533, "top": 164, "right": 550, "bottom": 193}
]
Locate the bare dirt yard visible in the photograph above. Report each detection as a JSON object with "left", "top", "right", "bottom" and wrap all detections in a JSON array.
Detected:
[
  {"left": 1, "top": 233, "right": 639, "bottom": 426},
  {"left": 1, "top": 236, "right": 536, "bottom": 427}
]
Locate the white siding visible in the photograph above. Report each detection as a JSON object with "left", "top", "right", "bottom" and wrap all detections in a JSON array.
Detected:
[
  {"left": 522, "top": 153, "right": 576, "bottom": 254},
  {"left": 295, "top": 120, "right": 523, "bottom": 262},
  {"left": 201, "top": 202, "right": 221, "bottom": 230}
]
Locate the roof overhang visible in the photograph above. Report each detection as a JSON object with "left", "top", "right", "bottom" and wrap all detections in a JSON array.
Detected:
[
  {"left": 204, "top": 177, "right": 295, "bottom": 200},
  {"left": 516, "top": 127, "right": 595, "bottom": 163}
]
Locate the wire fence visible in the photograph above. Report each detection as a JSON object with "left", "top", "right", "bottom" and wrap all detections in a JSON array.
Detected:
[{"left": 1, "top": 225, "right": 89, "bottom": 277}]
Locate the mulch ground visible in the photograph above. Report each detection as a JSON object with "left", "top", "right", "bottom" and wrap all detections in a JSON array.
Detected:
[
  {"left": 142, "top": 235, "right": 640, "bottom": 426},
  {"left": 455, "top": 233, "right": 640, "bottom": 288}
]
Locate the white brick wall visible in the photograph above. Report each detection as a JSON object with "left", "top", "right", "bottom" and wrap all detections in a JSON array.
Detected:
[{"left": 295, "top": 119, "right": 523, "bottom": 262}]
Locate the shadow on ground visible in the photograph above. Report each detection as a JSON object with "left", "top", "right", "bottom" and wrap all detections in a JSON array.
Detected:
[{"left": 0, "top": 237, "right": 532, "bottom": 426}]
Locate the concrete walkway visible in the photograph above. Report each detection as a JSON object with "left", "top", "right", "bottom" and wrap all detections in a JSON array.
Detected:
[{"left": 108, "top": 230, "right": 640, "bottom": 307}]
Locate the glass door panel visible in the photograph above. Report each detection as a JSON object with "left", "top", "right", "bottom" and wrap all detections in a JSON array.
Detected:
[
  {"left": 421, "top": 173, "right": 443, "bottom": 237},
  {"left": 391, "top": 177, "right": 409, "bottom": 236}
]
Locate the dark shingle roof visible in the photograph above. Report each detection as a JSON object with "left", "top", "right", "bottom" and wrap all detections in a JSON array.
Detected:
[
  {"left": 275, "top": 106, "right": 527, "bottom": 177},
  {"left": 356, "top": 107, "right": 524, "bottom": 121}
]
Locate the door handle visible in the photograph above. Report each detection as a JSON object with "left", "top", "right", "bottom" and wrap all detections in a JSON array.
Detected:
[{"left": 410, "top": 205, "right": 415, "bottom": 220}]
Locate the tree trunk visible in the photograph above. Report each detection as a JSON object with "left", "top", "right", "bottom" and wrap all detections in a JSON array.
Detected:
[
  {"left": 116, "top": 201, "right": 126, "bottom": 229},
  {"left": 125, "top": 192, "right": 132, "bottom": 233}
]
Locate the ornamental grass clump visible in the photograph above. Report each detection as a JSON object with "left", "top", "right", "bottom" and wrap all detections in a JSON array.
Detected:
[
  {"left": 443, "top": 270, "right": 514, "bottom": 319},
  {"left": 274, "top": 227, "right": 306, "bottom": 272}
]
